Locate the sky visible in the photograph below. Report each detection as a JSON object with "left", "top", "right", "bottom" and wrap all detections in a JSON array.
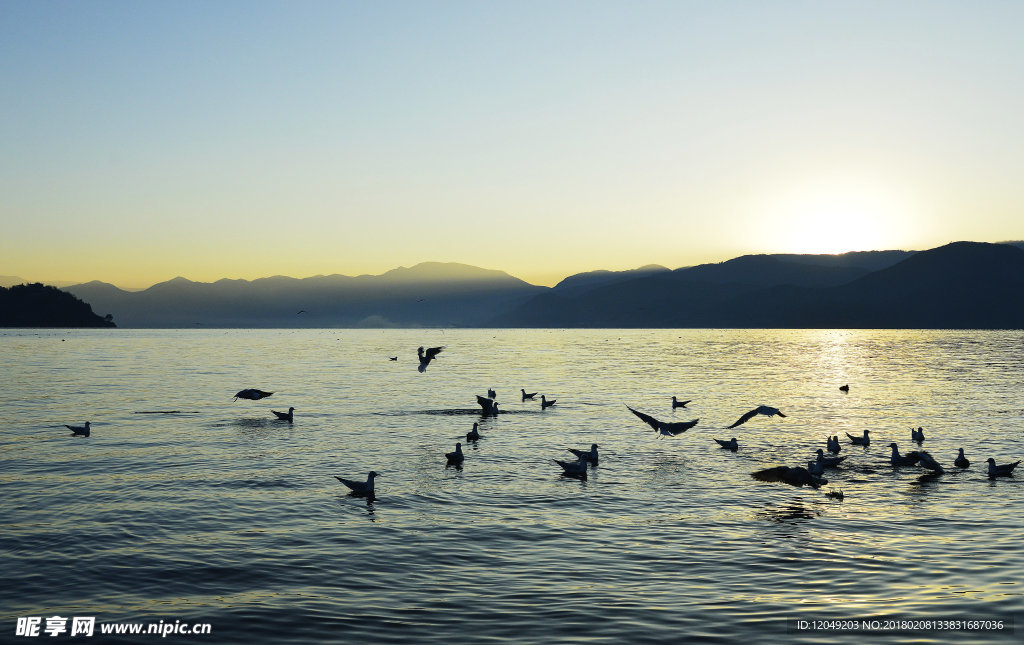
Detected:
[{"left": 2, "top": 1, "right": 1022, "bottom": 288}]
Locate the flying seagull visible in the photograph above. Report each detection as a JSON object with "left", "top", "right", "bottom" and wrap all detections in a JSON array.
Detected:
[
  {"left": 271, "top": 407, "right": 294, "bottom": 422},
  {"left": 554, "top": 457, "right": 588, "bottom": 479},
  {"left": 889, "top": 443, "right": 920, "bottom": 467},
  {"left": 446, "top": 442, "right": 465, "bottom": 466},
  {"left": 714, "top": 437, "right": 738, "bottom": 451},
  {"left": 417, "top": 346, "right": 444, "bottom": 372},
  {"left": 626, "top": 405, "right": 699, "bottom": 437},
  {"left": 476, "top": 395, "right": 499, "bottom": 416},
  {"left": 567, "top": 443, "right": 599, "bottom": 465},
  {"left": 521, "top": 389, "right": 537, "bottom": 401},
  {"left": 65, "top": 421, "right": 91, "bottom": 437},
  {"left": 334, "top": 471, "right": 378, "bottom": 497},
  {"left": 751, "top": 466, "right": 827, "bottom": 489},
  {"left": 954, "top": 448, "right": 970, "bottom": 469},
  {"left": 726, "top": 405, "right": 786, "bottom": 429},
  {"left": 234, "top": 389, "right": 273, "bottom": 401},
  {"left": 541, "top": 395, "right": 557, "bottom": 410},
  {"left": 466, "top": 422, "right": 480, "bottom": 442},
  {"left": 846, "top": 429, "right": 870, "bottom": 446},
  {"left": 986, "top": 458, "right": 1020, "bottom": 479},
  {"left": 672, "top": 396, "right": 691, "bottom": 409}
]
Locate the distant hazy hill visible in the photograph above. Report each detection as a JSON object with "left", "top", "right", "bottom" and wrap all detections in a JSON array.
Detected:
[
  {"left": 0, "top": 283, "right": 116, "bottom": 327},
  {"left": 66, "top": 262, "right": 544, "bottom": 328},
  {"left": 0, "top": 275, "right": 28, "bottom": 288},
  {"left": 491, "top": 243, "right": 1024, "bottom": 329},
  {"left": 553, "top": 265, "right": 670, "bottom": 295}
]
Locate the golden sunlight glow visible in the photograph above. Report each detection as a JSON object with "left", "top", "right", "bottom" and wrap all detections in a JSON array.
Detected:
[{"left": 750, "top": 175, "right": 918, "bottom": 255}]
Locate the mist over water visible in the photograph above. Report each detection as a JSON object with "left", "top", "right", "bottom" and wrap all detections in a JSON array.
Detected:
[{"left": 1, "top": 329, "right": 1021, "bottom": 643}]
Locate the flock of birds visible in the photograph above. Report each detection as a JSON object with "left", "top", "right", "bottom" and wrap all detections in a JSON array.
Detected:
[{"left": 63, "top": 355, "right": 1021, "bottom": 501}]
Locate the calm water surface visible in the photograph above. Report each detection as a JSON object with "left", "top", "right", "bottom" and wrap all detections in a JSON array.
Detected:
[{"left": 1, "top": 329, "right": 1022, "bottom": 644}]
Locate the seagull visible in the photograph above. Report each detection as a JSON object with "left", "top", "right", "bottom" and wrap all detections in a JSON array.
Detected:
[
  {"left": 417, "top": 346, "right": 444, "bottom": 372},
  {"left": 389, "top": 356, "right": 398, "bottom": 361},
  {"left": 911, "top": 427, "right": 925, "bottom": 443},
  {"left": 65, "top": 421, "right": 90, "bottom": 437},
  {"left": 889, "top": 443, "right": 920, "bottom": 466},
  {"left": 271, "top": 407, "right": 294, "bottom": 422},
  {"left": 521, "top": 389, "right": 537, "bottom": 401},
  {"left": 807, "top": 458, "right": 826, "bottom": 477},
  {"left": 466, "top": 422, "right": 480, "bottom": 442},
  {"left": 839, "top": 384, "right": 849, "bottom": 393},
  {"left": 813, "top": 448, "right": 847, "bottom": 467},
  {"left": 726, "top": 405, "right": 786, "bottom": 429},
  {"left": 908, "top": 450, "right": 944, "bottom": 474},
  {"left": 297, "top": 310, "right": 306, "bottom": 315},
  {"left": 714, "top": 437, "right": 738, "bottom": 451},
  {"left": 334, "top": 471, "right": 378, "bottom": 497},
  {"left": 846, "top": 429, "right": 870, "bottom": 446},
  {"left": 827, "top": 435, "right": 841, "bottom": 454},
  {"left": 476, "top": 395, "right": 499, "bottom": 416},
  {"left": 541, "top": 395, "right": 557, "bottom": 410},
  {"left": 487, "top": 388, "right": 496, "bottom": 399},
  {"left": 567, "top": 443, "right": 599, "bottom": 465},
  {"left": 554, "top": 457, "right": 588, "bottom": 479},
  {"left": 234, "top": 388, "right": 273, "bottom": 401},
  {"left": 626, "top": 405, "right": 699, "bottom": 437},
  {"left": 954, "top": 448, "right": 970, "bottom": 469},
  {"left": 986, "top": 458, "right": 1020, "bottom": 479},
  {"left": 751, "top": 466, "right": 827, "bottom": 489},
  {"left": 446, "top": 442, "right": 464, "bottom": 466},
  {"left": 672, "top": 396, "right": 691, "bottom": 409}
]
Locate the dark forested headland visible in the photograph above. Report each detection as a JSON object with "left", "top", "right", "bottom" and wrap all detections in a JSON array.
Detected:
[{"left": 0, "top": 283, "right": 116, "bottom": 327}]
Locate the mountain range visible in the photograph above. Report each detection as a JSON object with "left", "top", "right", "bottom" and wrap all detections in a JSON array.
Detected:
[{"left": 15, "top": 240, "right": 1024, "bottom": 328}]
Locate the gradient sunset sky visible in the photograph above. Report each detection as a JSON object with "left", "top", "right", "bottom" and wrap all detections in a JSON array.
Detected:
[{"left": 2, "top": 1, "right": 1022, "bottom": 288}]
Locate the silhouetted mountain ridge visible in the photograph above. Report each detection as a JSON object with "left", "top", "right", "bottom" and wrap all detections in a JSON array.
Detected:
[{"left": 0, "top": 283, "right": 116, "bottom": 327}]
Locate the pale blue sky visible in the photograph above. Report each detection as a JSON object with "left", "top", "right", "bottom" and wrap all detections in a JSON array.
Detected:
[{"left": 2, "top": 1, "right": 1022, "bottom": 287}]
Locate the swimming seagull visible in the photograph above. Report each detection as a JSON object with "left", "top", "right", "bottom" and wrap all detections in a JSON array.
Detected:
[
  {"left": 626, "top": 405, "right": 699, "bottom": 437},
  {"left": 714, "top": 437, "right": 738, "bottom": 451},
  {"left": 271, "top": 407, "right": 294, "bottom": 422},
  {"left": 889, "top": 443, "right": 920, "bottom": 467},
  {"left": 65, "top": 421, "right": 91, "bottom": 437},
  {"left": 389, "top": 356, "right": 398, "bottom": 361},
  {"left": 846, "top": 429, "right": 870, "bottom": 446},
  {"left": 672, "top": 396, "right": 691, "bottom": 409},
  {"left": 726, "top": 405, "right": 786, "bottom": 429},
  {"left": 446, "top": 442, "right": 465, "bottom": 466},
  {"left": 839, "top": 384, "right": 849, "bottom": 393},
  {"left": 751, "top": 466, "right": 827, "bottom": 489},
  {"left": 417, "top": 346, "right": 444, "bottom": 372},
  {"left": 908, "top": 450, "right": 944, "bottom": 474},
  {"left": 954, "top": 448, "right": 970, "bottom": 469},
  {"left": 554, "top": 456, "right": 588, "bottom": 479},
  {"left": 476, "top": 395, "right": 499, "bottom": 416},
  {"left": 487, "top": 388, "right": 496, "bottom": 399},
  {"left": 541, "top": 395, "right": 557, "bottom": 410},
  {"left": 986, "top": 458, "right": 1020, "bottom": 479},
  {"left": 567, "top": 443, "right": 599, "bottom": 465},
  {"left": 911, "top": 427, "right": 925, "bottom": 443},
  {"left": 466, "top": 422, "right": 480, "bottom": 442},
  {"left": 813, "top": 448, "right": 847, "bottom": 468},
  {"left": 827, "top": 435, "right": 841, "bottom": 454},
  {"left": 234, "top": 389, "right": 274, "bottom": 401},
  {"left": 334, "top": 471, "right": 378, "bottom": 497},
  {"left": 521, "top": 389, "right": 537, "bottom": 401}
]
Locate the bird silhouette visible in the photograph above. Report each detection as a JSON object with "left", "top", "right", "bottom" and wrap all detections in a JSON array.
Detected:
[
  {"left": 521, "top": 389, "right": 537, "bottom": 401},
  {"left": 466, "top": 422, "right": 480, "bottom": 442},
  {"left": 954, "top": 448, "right": 970, "bottom": 469},
  {"left": 751, "top": 466, "right": 827, "bottom": 488},
  {"left": 541, "top": 395, "right": 557, "bottom": 410},
  {"left": 65, "top": 421, "right": 90, "bottom": 437},
  {"left": 911, "top": 427, "right": 925, "bottom": 443},
  {"left": 714, "top": 437, "right": 738, "bottom": 451},
  {"left": 476, "top": 395, "right": 499, "bottom": 416},
  {"left": 839, "top": 384, "right": 849, "bottom": 393},
  {"left": 846, "top": 429, "right": 870, "bottom": 446},
  {"left": 889, "top": 443, "right": 920, "bottom": 466},
  {"left": 417, "top": 346, "right": 444, "bottom": 372},
  {"left": 446, "top": 442, "right": 465, "bottom": 466},
  {"left": 271, "top": 407, "right": 294, "bottom": 422},
  {"left": 727, "top": 405, "right": 785, "bottom": 429},
  {"left": 234, "top": 389, "right": 273, "bottom": 401},
  {"left": 567, "top": 444, "right": 599, "bottom": 465},
  {"left": 986, "top": 458, "right": 1020, "bottom": 479},
  {"left": 672, "top": 396, "right": 691, "bottom": 408},
  {"left": 554, "top": 457, "right": 588, "bottom": 479},
  {"left": 334, "top": 471, "right": 378, "bottom": 498},
  {"left": 626, "top": 405, "right": 698, "bottom": 437}
]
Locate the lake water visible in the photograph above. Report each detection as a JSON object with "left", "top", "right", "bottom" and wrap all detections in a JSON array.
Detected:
[{"left": 1, "top": 328, "right": 1021, "bottom": 644}]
